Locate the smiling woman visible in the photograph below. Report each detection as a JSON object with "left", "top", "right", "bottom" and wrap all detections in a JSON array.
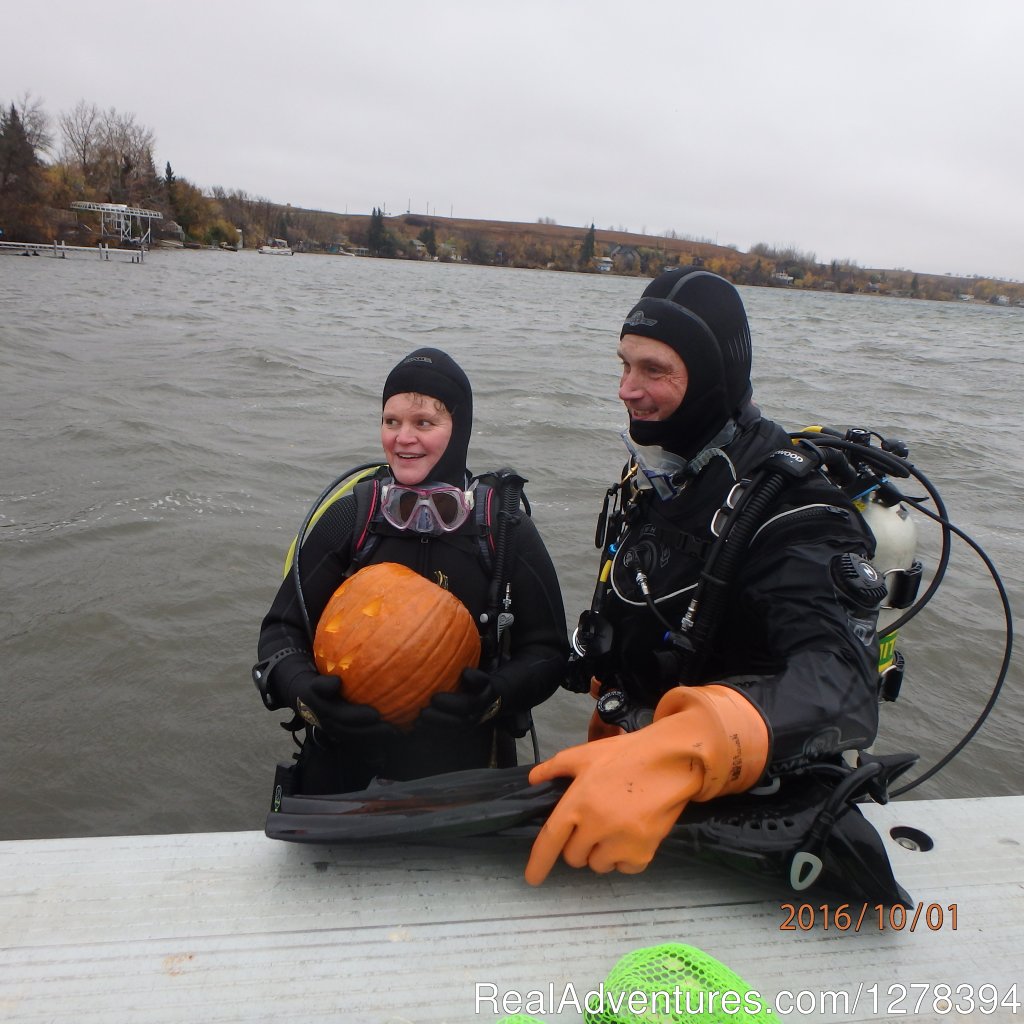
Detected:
[
  {"left": 379, "top": 348, "right": 473, "bottom": 486},
  {"left": 253, "top": 344, "right": 568, "bottom": 798}
]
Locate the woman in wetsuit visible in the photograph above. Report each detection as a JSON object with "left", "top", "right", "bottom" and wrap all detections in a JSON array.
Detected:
[{"left": 255, "top": 348, "right": 567, "bottom": 793}]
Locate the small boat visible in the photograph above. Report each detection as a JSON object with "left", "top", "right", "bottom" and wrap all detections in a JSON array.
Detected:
[{"left": 258, "top": 238, "right": 293, "bottom": 255}]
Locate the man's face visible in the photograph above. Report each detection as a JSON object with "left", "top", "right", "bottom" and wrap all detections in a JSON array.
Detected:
[{"left": 617, "top": 333, "right": 689, "bottom": 422}]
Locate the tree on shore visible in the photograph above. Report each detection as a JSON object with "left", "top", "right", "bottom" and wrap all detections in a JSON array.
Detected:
[
  {"left": 418, "top": 222, "right": 437, "bottom": 257},
  {"left": 7, "top": 91, "right": 53, "bottom": 158},
  {"left": 58, "top": 100, "right": 101, "bottom": 183},
  {"left": 579, "top": 222, "right": 596, "bottom": 269},
  {"left": 96, "top": 107, "right": 157, "bottom": 204},
  {"left": 367, "top": 207, "right": 395, "bottom": 256},
  {"left": 462, "top": 232, "right": 495, "bottom": 265},
  {"left": 56, "top": 100, "right": 159, "bottom": 206},
  {"left": 164, "top": 161, "right": 177, "bottom": 212},
  {"left": 0, "top": 104, "right": 46, "bottom": 240}
]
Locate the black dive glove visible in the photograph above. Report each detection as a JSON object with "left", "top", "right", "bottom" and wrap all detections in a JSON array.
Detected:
[
  {"left": 257, "top": 654, "right": 401, "bottom": 744},
  {"left": 294, "top": 674, "right": 402, "bottom": 744},
  {"left": 417, "top": 668, "right": 505, "bottom": 732}
]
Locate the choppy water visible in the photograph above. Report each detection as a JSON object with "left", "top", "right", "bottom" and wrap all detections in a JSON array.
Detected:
[{"left": 1, "top": 251, "right": 1021, "bottom": 841}]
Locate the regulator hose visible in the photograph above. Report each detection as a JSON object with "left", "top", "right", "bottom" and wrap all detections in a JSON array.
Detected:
[
  {"left": 672, "top": 442, "right": 822, "bottom": 679},
  {"left": 292, "top": 463, "right": 383, "bottom": 645},
  {"left": 888, "top": 498, "right": 1013, "bottom": 797}
]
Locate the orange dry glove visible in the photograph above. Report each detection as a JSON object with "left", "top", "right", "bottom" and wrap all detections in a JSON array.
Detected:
[{"left": 524, "top": 684, "right": 769, "bottom": 885}]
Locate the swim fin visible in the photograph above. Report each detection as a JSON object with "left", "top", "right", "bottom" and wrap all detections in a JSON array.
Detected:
[
  {"left": 267, "top": 765, "right": 568, "bottom": 842},
  {"left": 265, "top": 754, "right": 916, "bottom": 906},
  {"left": 658, "top": 756, "right": 917, "bottom": 908}
]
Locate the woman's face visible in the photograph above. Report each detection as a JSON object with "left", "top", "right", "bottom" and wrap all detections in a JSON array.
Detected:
[{"left": 381, "top": 392, "right": 453, "bottom": 485}]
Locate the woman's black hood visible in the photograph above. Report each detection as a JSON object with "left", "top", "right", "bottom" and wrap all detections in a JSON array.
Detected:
[
  {"left": 382, "top": 347, "right": 472, "bottom": 486},
  {"left": 621, "top": 267, "right": 753, "bottom": 460}
]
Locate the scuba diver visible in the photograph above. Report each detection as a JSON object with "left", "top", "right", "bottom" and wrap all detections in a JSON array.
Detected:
[
  {"left": 253, "top": 347, "right": 568, "bottom": 794},
  {"left": 525, "top": 267, "right": 896, "bottom": 884}
]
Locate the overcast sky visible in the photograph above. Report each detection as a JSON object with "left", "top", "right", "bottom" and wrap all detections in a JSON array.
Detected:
[{"left": 7, "top": 0, "right": 1023, "bottom": 279}]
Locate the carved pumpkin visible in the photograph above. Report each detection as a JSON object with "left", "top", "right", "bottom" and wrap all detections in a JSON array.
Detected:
[{"left": 313, "top": 562, "right": 481, "bottom": 729}]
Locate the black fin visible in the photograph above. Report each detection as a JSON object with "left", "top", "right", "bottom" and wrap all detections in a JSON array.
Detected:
[{"left": 265, "top": 761, "right": 912, "bottom": 905}]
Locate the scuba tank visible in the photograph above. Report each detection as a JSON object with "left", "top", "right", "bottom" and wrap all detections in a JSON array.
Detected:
[
  {"left": 802, "top": 426, "right": 923, "bottom": 702},
  {"left": 860, "top": 496, "right": 918, "bottom": 632},
  {"left": 857, "top": 489, "right": 919, "bottom": 697}
]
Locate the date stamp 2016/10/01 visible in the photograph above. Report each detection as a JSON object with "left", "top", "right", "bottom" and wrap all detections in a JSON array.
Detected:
[{"left": 780, "top": 901, "right": 957, "bottom": 932}]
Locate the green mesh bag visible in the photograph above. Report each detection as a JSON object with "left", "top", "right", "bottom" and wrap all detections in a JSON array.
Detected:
[
  {"left": 583, "top": 943, "right": 776, "bottom": 1024},
  {"left": 495, "top": 1017, "right": 548, "bottom": 1024}
]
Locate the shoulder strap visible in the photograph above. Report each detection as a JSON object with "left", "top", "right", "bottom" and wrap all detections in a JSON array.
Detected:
[
  {"left": 475, "top": 468, "right": 528, "bottom": 668},
  {"left": 282, "top": 463, "right": 385, "bottom": 578},
  {"left": 348, "top": 473, "right": 386, "bottom": 570},
  {"left": 669, "top": 444, "right": 826, "bottom": 676},
  {"left": 330, "top": 467, "right": 530, "bottom": 663}
]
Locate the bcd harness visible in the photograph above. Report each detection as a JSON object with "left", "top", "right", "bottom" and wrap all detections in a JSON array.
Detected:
[
  {"left": 568, "top": 428, "right": 925, "bottom": 732},
  {"left": 344, "top": 465, "right": 530, "bottom": 672},
  {"left": 256, "top": 463, "right": 532, "bottom": 733}
]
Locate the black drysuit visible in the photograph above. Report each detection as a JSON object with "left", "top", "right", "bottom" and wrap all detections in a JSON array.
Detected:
[
  {"left": 258, "top": 479, "right": 568, "bottom": 792},
  {"left": 601, "top": 413, "right": 882, "bottom": 777}
]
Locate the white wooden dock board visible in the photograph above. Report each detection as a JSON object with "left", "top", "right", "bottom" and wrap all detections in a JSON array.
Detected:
[{"left": 2, "top": 796, "right": 1022, "bottom": 1023}]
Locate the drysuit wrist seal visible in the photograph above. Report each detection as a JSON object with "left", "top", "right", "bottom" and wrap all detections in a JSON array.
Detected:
[{"left": 252, "top": 646, "right": 306, "bottom": 709}]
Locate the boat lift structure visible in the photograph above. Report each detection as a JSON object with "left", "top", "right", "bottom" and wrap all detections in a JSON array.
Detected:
[
  {"left": 69, "top": 201, "right": 163, "bottom": 248},
  {"left": 0, "top": 201, "right": 165, "bottom": 263}
]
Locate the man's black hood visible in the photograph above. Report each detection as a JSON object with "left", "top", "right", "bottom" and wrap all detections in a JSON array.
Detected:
[{"left": 621, "top": 267, "right": 753, "bottom": 460}]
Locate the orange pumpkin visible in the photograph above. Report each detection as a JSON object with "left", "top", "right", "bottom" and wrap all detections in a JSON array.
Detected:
[{"left": 313, "top": 562, "right": 481, "bottom": 729}]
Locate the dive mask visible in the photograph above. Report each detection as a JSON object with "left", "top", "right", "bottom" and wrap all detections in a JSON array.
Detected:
[{"left": 380, "top": 481, "right": 475, "bottom": 535}]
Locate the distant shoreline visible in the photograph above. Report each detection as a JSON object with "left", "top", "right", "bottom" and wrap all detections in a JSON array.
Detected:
[{"left": 10, "top": 206, "right": 1023, "bottom": 306}]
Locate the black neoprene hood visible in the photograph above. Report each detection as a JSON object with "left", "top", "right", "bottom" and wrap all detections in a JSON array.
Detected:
[
  {"left": 621, "top": 268, "right": 753, "bottom": 459},
  {"left": 381, "top": 347, "right": 473, "bottom": 486}
]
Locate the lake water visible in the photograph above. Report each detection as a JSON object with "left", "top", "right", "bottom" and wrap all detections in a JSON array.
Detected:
[{"left": 1, "top": 250, "right": 1021, "bottom": 841}]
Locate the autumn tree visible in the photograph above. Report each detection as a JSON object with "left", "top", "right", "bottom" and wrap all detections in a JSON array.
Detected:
[
  {"left": 57, "top": 101, "right": 158, "bottom": 206},
  {"left": 167, "top": 176, "right": 208, "bottom": 237},
  {"left": 134, "top": 149, "right": 165, "bottom": 209},
  {"left": 209, "top": 187, "right": 284, "bottom": 248},
  {"left": 462, "top": 232, "right": 495, "bottom": 265}
]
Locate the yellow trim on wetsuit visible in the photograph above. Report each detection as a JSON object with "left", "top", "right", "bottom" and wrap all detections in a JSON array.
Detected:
[{"left": 282, "top": 465, "right": 384, "bottom": 578}]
